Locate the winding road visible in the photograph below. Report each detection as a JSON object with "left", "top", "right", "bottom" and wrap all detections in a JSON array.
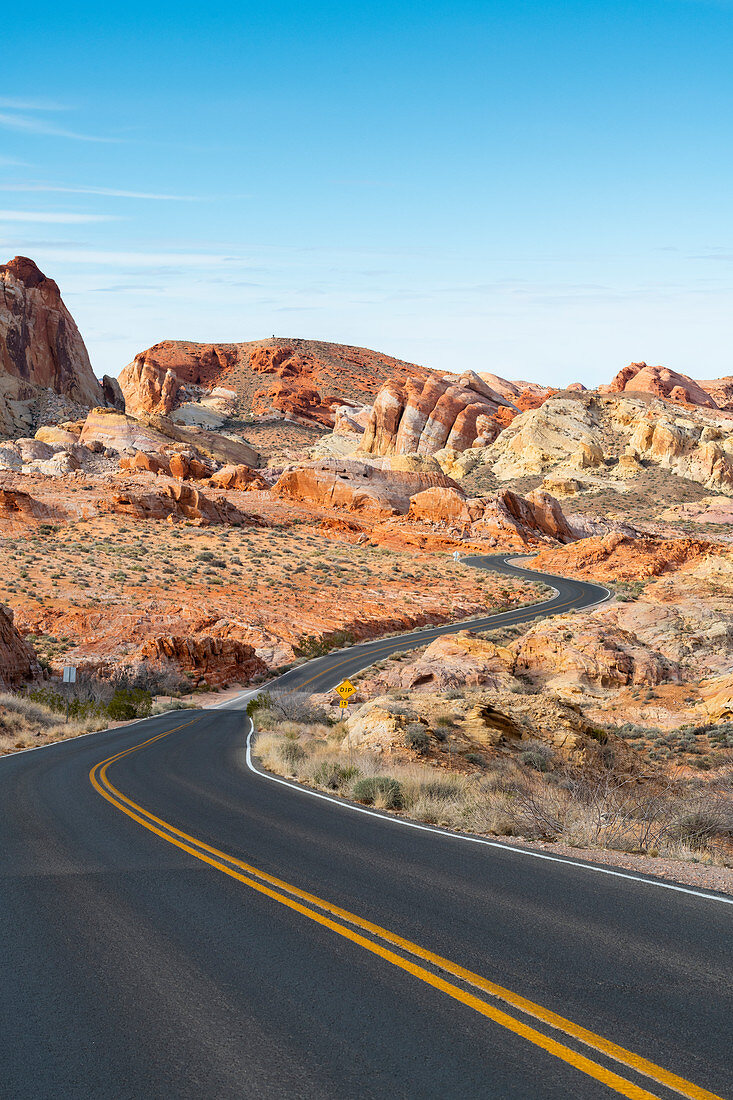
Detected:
[{"left": 1, "top": 555, "right": 730, "bottom": 1099}]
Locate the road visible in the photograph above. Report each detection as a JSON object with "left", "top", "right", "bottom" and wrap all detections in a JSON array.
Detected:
[{"left": 0, "top": 555, "right": 730, "bottom": 1099}]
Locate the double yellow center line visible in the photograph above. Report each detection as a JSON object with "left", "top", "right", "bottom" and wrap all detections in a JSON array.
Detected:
[{"left": 90, "top": 719, "right": 723, "bottom": 1100}]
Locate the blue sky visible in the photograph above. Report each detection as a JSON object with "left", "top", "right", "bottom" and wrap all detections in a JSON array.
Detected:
[{"left": 2, "top": 0, "right": 732, "bottom": 385}]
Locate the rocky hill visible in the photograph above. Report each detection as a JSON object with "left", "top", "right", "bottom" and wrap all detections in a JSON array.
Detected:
[
  {"left": 118, "top": 337, "right": 437, "bottom": 435},
  {"left": 600, "top": 361, "right": 719, "bottom": 408},
  {"left": 0, "top": 257, "right": 122, "bottom": 438}
]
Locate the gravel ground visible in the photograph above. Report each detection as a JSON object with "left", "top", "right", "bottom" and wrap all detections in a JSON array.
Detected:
[{"left": 497, "top": 837, "right": 733, "bottom": 897}]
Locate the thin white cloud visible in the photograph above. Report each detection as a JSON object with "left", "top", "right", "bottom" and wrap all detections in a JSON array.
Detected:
[
  {"left": 0, "top": 112, "right": 119, "bottom": 143},
  {"left": 0, "top": 98, "right": 69, "bottom": 111},
  {"left": 33, "top": 248, "right": 238, "bottom": 265},
  {"left": 0, "top": 183, "right": 200, "bottom": 201},
  {"left": 0, "top": 210, "right": 120, "bottom": 223}
]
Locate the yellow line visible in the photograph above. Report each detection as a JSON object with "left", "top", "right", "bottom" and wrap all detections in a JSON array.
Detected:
[{"left": 89, "top": 724, "right": 724, "bottom": 1100}]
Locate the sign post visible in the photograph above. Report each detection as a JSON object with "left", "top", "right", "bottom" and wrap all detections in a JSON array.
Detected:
[
  {"left": 334, "top": 680, "right": 356, "bottom": 766},
  {"left": 62, "top": 666, "right": 77, "bottom": 722}
]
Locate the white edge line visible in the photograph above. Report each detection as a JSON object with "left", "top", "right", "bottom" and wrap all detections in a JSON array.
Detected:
[{"left": 245, "top": 721, "right": 733, "bottom": 907}]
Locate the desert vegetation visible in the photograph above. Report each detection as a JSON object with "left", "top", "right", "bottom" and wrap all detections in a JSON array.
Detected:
[
  {"left": 0, "top": 663, "right": 194, "bottom": 755},
  {"left": 251, "top": 692, "right": 733, "bottom": 870},
  {"left": 0, "top": 514, "right": 539, "bottom": 689}
]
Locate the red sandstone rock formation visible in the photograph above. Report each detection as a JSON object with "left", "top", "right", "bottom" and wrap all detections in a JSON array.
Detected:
[
  {"left": 361, "top": 371, "right": 515, "bottom": 457},
  {"left": 106, "top": 478, "right": 248, "bottom": 525},
  {"left": 272, "top": 459, "right": 460, "bottom": 519},
  {"left": 0, "top": 257, "right": 104, "bottom": 406},
  {"left": 529, "top": 532, "right": 716, "bottom": 582},
  {"left": 0, "top": 260, "right": 113, "bottom": 438},
  {"left": 601, "top": 362, "right": 717, "bottom": 408},
  {"left": 118, "top": 354, "right": 179, "bottom": 416},
  {"left": 167, "top": 452, "right": 214, "bottom": 480},
  {"left": 138, "top": 634, "right": 266, "bottom": 686},
  {"left": 119, "top": 337, "right": 434, "bottom": 430},
  {"left": 208, "top": 464, "right": 267, "bottom": 490},
  {"left": 0, "top": 603, "right": 41, "bottom": 689},
  {"left": 479, "top": 373, "right": 554, "bottom": 408},
  {"left": 408, "top": 486, "right": 575, "bottom": 543},
  {"left": 697, "top": 377, "right": 733, "bottom": 411}
]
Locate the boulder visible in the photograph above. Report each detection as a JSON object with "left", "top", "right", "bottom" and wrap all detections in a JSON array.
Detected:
[
  {"left": 168, "top": 451, "right": 214, "bottom": 481},
  {"left": 118, "top": 354, "right": 180, "bottom": 416},
  {"left": 118, "top": 451, "right": 171, "bottom": 476},
  {"left": 208, "top": 464, "right": 267, "bottom": 490},
  {"left": 101, "top": 374, "right": 126, "bottom": 412},
  {"left": 34, "top": 425, "right": 80, "bottom": 447},
  {"left": 80, "top": 408, "right": 171, "bottom": 453}
]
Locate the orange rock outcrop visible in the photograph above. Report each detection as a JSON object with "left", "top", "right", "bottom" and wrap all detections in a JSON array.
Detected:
[
  {"left": 272, "top": 459, "right": 460, "bottom": 519},
  {"left": 529, "top": 532, "right": 717, "bottom": 581},
  {"left": 513, "top": 617, "right": 680, "bottom": 688},
  {"left": 118, "top": 354, "right": 179, "bottom": 416},
  {"left": 408, "top": 486, "right": 575, "bottom": 543},
  {"left": 0, "top": 603, "right": 41, "bottom": 689},
  {"left": 138, "top": 635, "right": 266, "bottom": 686},
  {"left": 360, "top": 371, "right": 516, "bottom": 456}
]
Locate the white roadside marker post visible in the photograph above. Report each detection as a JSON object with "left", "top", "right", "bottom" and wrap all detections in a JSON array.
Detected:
[{"left": 62, "top": 665, "right": 77, "bottom": 722}]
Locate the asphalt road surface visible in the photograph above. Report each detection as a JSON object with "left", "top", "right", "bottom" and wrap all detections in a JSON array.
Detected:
[{"left": 1, "top": 555, "right": 730, "bottom": 1100}]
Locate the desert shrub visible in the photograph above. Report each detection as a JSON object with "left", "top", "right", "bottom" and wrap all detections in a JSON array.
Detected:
[
  {"left": 107, "top": 688, "right": 153, "bottom": 721},
  {"left": 519, "top": 741, "right": 555, "bottom": 772},
  {"left": 418, "top": 778, "right": 459, "bottom": 800},
  {"left": 352, "top": 776, "right": 404, "bottom": 809},
  {"left": 26, "top": 687, "right": 105, "bottom": 721},
  {"left": 278, "top": 739, "right": 303, "bottom": 765},
  {"left": 260, "top": 692, "right": 330, "bottom": 726},
  {"left": 312, "top": 762, "right": 359, "bottom": 790},
  {"left": 411, "top": 794, "right": 463, "bottom": 827},
  {"left": 111, "top": 662, "right": 188, "bottom": 697},
  {"left": 465, "top": 752, "right": 485, "bottom": 766},
  {"left": 670, "top": 799, "right": 733, "bottom": 847},
  {"left": 151, "top": 698, "right": 195, "bottom": 714},
  {"left": 384, "top": 702, "right": 414, "bottom": 717},
  {"left": 404, "top": 723, "right": 430, "bottom": 755},
  {"left": 294, "top": 630, "right": 355, "bottom": 659}
]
